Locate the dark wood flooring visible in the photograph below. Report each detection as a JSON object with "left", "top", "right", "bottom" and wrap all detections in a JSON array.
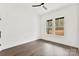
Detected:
[{"left": 0, "top": 39, "right": 79, "bottom": 56}]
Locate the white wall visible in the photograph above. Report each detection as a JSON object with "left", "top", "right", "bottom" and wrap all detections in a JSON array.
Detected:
[
  {"left": 77, "top": 4, "right": 79, "bottom": 47},
  {"left": 40, "top": 4, "right": 79, "bottom": 48},
  {"left": 0, "top": 4, "right": 39, "bottom": 51}
]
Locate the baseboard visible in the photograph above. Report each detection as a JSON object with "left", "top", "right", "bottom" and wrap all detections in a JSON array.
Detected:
[
  {"left": 39, "top": 39, "right": 79, "bottom": 49},
  {"left": 0, "top": 37, "right": 38, "bottom": 51}
]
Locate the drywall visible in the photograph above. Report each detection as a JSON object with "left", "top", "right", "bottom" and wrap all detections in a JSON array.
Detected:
[
  {"left": 0, "top": 4, "right": 39, "bottom": 51},
  {"left": 77, "top": 4, "right": 79, "bottom": 47},
  {"left": 40, "top": 4, "right": 79, "bottom": 48}
]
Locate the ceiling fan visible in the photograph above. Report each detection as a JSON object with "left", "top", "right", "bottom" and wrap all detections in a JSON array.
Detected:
[{"left": 32, "top": 3, "right": 47, "bottom": 10}]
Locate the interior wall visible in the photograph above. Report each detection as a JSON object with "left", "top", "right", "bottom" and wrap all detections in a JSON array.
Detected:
[
  {"left": 77, "top": 4, "right": 79, "bottom": 46},
  {"left": 0, "top": 4, "right": 39, "bottom": 51},
  {"left": 40, "top": 4, "right": 79, "bottom": 48}
]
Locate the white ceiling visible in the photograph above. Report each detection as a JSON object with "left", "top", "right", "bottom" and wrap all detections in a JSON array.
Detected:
[
  {"left": 29, "top": 3, "right": 71, "bottom": 15},
  {"left": 0, "top": 3, "right": 72, "bottom": 15}
]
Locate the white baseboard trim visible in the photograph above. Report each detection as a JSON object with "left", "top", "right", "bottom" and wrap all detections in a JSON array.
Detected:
[
  {"left": 0, "top": 36, "right": 38, "bottom": 51},
  {"left": 42, "top": 39, "right": 79, "bottom": 49}
]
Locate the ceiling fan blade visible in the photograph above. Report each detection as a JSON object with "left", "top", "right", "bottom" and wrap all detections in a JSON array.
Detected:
[
  {"left": 32, "top": 5, "right": 41, "bottom": 7},
  {"left": 41, "top": 3, "right": 44, "bottom": 5},
  {"left": 42, "top": 6, "right": 47, "bottom": 10}
]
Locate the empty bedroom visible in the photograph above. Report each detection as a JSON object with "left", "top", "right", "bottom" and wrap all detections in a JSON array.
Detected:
[{"left": 0, "top": 3, "right": 79, "bottom": 56}]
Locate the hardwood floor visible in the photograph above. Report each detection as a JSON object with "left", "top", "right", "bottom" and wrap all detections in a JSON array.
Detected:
[{"left": 0, "top": 39, "right": 79, "bottom": 56}]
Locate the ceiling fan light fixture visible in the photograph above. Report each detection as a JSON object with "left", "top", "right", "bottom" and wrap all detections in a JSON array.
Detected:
[{"left": 32, "top": 3, "right": 47, "bottom": 10}]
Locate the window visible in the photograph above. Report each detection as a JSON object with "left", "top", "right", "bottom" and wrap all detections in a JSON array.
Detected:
[
  {"left": 46, "top": 19, "right": 54, "bottom": 34},
  {"left": 55, "top": 17, "right": 64, "bottom": 36},
  {"left": 46, "top": 17, "right": 64, "bottom": 36}
]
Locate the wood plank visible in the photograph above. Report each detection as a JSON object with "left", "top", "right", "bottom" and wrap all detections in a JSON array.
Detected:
[{"left": 0, "top": 39, "right": 79, "bottom": 56}]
